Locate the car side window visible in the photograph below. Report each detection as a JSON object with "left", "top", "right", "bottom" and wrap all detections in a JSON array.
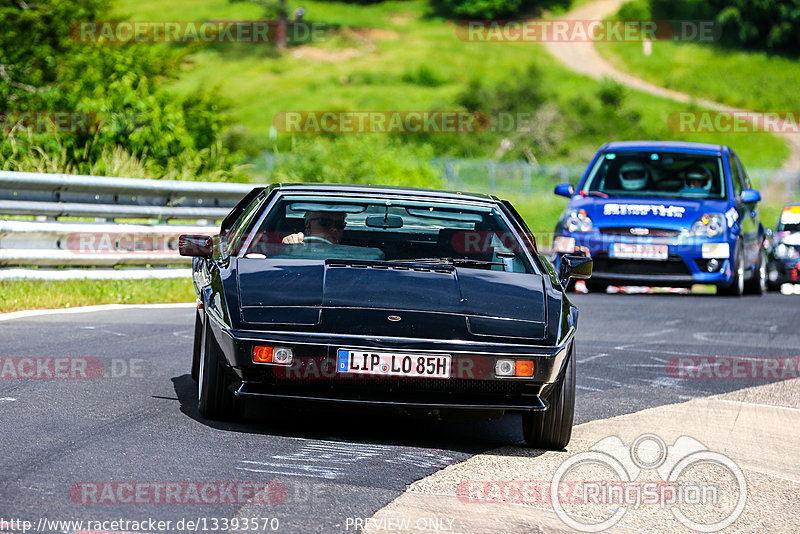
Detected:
[
  {"left": 732, "top": 152, "right": 751, "bottom": 190},
  {"left": 226, "top": 196, "right": 265, "bottom": 256},
  {"left": 728, "top": 152, "right": 744, "bottom": 196}
]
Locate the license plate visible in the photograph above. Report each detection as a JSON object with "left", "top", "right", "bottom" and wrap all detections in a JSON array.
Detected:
[
  {"left": 610, "top": 243, "right": 668, "bottom": 260},
  {"left": 337, "top": 349, "right": 451, "bottom": 379}
]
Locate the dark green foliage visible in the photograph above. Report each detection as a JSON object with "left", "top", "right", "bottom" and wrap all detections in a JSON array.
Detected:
[
  {"left": 650, "top": 0, "right": 800, "bottom": 55},
  {"left": 412, "top": 65, "right": 648, "bottom": 161},
  {"left": 429, "top": 0, "right": 570, "bottom": 20},
  {"left": 0, "top": 0, "right": 242, "bottom": 178}
]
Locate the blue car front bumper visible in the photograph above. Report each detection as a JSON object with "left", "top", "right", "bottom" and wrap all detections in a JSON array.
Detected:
[{"left": 555, "top": 233, "right": 734, "bottom": 286}]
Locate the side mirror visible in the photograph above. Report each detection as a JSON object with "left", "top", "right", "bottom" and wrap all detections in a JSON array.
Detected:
[
  {"left": 554, "top": 183, "right": 575, "bottom": 198},
  {"left": 179, "top": 234, "right": 213, "bottom": 257},
  {"left": 559, "top": 253, "right": 592, "bottom": 286},
  {"left": 741, "top": 189, "right": 761, "bottom": 204}
]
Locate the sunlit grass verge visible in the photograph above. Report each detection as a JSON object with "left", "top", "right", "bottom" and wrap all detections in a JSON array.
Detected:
[{"left": 0, "top": 278, "right": 195, "bottom": 313}]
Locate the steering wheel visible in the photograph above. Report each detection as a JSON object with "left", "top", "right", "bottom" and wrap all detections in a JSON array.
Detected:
[{"left": 302, "top": 235, "right": 332, "bottom": 245}]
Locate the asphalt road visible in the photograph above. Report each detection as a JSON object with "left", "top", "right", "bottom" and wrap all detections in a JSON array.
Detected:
[{"left": 1, "top": 293, "right": 798, "bottom": 533}]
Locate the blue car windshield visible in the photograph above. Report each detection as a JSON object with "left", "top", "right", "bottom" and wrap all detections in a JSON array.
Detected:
[
  {"left": 583, "top": 152, "right": 726, "bottom": 199},
  {"left": 241, "top": 195, "right": 533, "bottom": 273}
]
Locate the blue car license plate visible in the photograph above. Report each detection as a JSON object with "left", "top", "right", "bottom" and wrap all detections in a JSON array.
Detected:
[{"left": 610, "top": 243, "right": 668, "bottom": 260}]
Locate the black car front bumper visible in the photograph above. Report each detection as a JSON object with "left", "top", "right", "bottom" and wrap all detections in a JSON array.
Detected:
[{"left": 208, "top": 322, "right": 573, "bottom": 413}]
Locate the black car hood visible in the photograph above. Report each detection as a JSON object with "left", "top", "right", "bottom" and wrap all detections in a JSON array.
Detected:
[{"left": 237, "top": 258, "right": 547, "bottom": 340}]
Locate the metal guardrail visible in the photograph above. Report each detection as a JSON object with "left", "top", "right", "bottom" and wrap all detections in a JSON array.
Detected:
[{"left": 0, "top": 171, "right": 261, "bottom": 279}]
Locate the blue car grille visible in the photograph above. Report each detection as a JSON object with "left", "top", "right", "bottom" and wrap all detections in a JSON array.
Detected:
[
  {"left": 592, "top": 254, "right": 691, "bottom": 276},
  {"left": 599, "top": 227, "right": 681, "bottom": 237}
]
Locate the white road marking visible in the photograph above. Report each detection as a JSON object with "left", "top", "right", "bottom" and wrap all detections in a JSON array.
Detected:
[
  {"left": 578, "top": 353, "right": 608, "bottom": 363},
  {"left": 0, "top": 302, "right": 194, "bottom": 322},
  {"left": 235, "top": 465, "right": 342, "bottom": 479},
  {"left": 0, "top": 397, "right": 17, "bottom": 402},
  {"left": 79, "top": 325, "right": 127, "bottom": 337},
  {"left": 584, "top": 375, "right": 623, "bottom": 387},
  {"left": 642, "top": 328, "right": 677, "bottom": 338},
  {"left": 576, "top": 384, "right": 603, "bottom": 392},
  {"left": 609, "top": 363, "right": 664, "bottom": 368},
  {"left": 637, "top": 376, "right": 683, "bottom": 389},
  {"left": 172, "top": 329, "right": 194, "bottom": 339}
]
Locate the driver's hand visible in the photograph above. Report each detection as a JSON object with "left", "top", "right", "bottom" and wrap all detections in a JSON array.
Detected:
[{"left": 281, "top": 232, "right": 304, "bottom": 244}]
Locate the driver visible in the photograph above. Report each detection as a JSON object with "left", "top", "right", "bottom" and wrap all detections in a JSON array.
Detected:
[
  {"left": 679, "top": 165, "right": 712, "bottom": 193},
  {"left": 282, "top": 211, "right": 346, "bottom": 244},
  {"left": 618, "top": 161, "right": 650, "bottom": 191}
]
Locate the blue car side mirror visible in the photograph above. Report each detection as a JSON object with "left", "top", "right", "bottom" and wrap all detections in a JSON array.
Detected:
[
  {"left": 741, "top": 189, "right": 761, "bottom": 203},
  {"left": 554, "top": 183, "right": 574, "bottom": 198}
]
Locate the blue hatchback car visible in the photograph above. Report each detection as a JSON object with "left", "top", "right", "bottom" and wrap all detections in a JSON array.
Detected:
[{"left": 552, "top": 141, "right": 766, "bottom": 295}]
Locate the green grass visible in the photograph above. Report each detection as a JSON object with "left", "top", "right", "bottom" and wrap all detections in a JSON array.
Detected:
[
  {"left": 113, "top": 0, "right": 789, "bottom": 170},
  {"left": 0, "top": 279, "right": 195, "bottom": 313},
  {"left": 596, "top": 39, "right": 800, "bottom": 113}
]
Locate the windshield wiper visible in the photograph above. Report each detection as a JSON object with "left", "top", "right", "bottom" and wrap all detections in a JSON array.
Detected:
[{"left": 391, "top": 257, "right": 503, "bottom": 268}]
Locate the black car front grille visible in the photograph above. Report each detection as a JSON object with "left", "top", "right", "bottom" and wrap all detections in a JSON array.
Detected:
[
  {"left": 264, "top": 374, "right": 529, "bottom": 397},
  {"left": 592, "top": 254, "right": 691, "bottom": 276}
]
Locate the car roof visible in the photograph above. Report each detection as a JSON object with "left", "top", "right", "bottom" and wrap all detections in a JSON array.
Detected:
[
  {"left": 267, "top": 182, "right": 499, "bottom": 203},
  {"left": 601, "top": 140, "right": 724, "bottom": 155}
]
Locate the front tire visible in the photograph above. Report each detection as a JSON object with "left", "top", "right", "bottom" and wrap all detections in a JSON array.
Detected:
[
  {"left": 585, "top": 280, "right": 609, "bottom": 294},
  {"left": 744, "top": 247, "right": 766, "bottom": 295},
  {"left": 197, "top": 317, "right": 242, "bottom": 420},
  {"left": 523, "top": 343, "right": 576, "bottom": 450},
  {"left": 717, "top": 241, "right": 744, "bottom": 296},
  {"left": 191, "top": 310, "right": 202, "bottom": 381}
]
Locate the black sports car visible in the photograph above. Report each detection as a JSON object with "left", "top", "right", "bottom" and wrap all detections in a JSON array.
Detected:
[{"left": 179, "top": 184, "right": 592, "bottom": 449}]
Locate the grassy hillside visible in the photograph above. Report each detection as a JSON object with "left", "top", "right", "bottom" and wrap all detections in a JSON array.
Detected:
[
  {"left": 114, "top": 0, "right": 788, "bottom": 171},
  {"left": 594, "top": 0, "right": 800, "bottom": 113}
]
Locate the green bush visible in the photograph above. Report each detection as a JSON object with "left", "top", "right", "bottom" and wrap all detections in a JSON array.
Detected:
[
  {"left": 650, "top": 0, "right": 800, "bottom": 55},
  {"left": 0, "top": 0, "right": 243, "bottom": 180},
  {"left": 412, "top": 65, "right": 648, "bottom": 162},
  {"left": 269, "top": 135, "right": 443, "bottom": 189},
  {"left": 429, "top": 0, "right": 569, "bottom": 20}
]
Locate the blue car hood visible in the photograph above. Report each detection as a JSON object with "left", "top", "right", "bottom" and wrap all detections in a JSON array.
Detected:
[{"left": 569, "top": 196, "right": 730, "bottom": 230}]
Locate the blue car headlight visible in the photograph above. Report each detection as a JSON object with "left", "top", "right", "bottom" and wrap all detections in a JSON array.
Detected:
[
  {"left": 690, "top": 213, "right": 726, "bottom": 238},
  {"left": 775, "top": 243, "right": 799, "bottom": 259},
  {"left": 564, "top": 209, "right": 593, "bottom": 233}
]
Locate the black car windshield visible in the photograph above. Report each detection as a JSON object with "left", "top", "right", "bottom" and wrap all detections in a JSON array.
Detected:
[
  {"left": 582, "top": 151, "right": 726, "bottom": 199},
  {"left": 242, "top": 195, "right": 533, "bottom": 273},
  {"left": 777, "top": 206, "right": 800, "bottom": 233}
]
